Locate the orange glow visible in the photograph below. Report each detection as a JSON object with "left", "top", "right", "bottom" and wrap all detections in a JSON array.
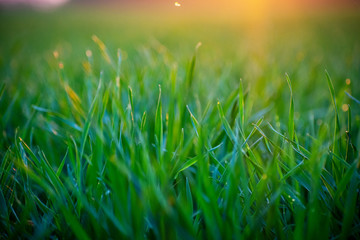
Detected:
[
  {"left": 53, "top": 51, "right": 59, "bottom": 59},
  {"left": 165, "top": 0, "right": 360, "bottom": 20}
]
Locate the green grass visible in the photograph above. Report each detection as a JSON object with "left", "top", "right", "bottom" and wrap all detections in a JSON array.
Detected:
[{"left": 0, "top": 8, "right": 360, "bottom": 239}]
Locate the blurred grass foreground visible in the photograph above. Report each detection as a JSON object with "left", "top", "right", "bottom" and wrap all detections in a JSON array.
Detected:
[{"left": 1, "top": 0, "right": 360, "bottom": 239}]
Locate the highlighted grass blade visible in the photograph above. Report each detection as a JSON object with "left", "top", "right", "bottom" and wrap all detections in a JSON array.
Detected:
[
  {"left": 286, "top": 73, "right": 295, "bottom": 141},
  {"left": 239, "top": 79, "right": 245, "bottom": 130},
  {"left": 155, "top": 85, "right": 163, "bottom": 163},
  {"left": 92, "top": 35, "right": 115, "bottom": 68},
  {"left": 325, "top": 70, "right": 341, "bottom": 156},
  {"left": 345, "top": 91, "right": 360, "bottom": 105},
  {"left": 217, "top": 101, "right": 237, "bottom": 145},
  {"left": 80, "top": 72, "right": 103, "bottom": 161},
  {"left": 185, "top": 42, "right": 201, "bottom": 90}
]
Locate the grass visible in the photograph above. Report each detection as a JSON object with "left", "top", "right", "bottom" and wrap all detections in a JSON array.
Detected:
[{"left": 0, "top": 8, "right": 360, "bottom": 239}]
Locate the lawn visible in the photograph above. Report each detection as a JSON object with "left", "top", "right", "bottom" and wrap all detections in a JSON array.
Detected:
[{"left": 0, "top": 7, "right": 360, "bottom": 239}]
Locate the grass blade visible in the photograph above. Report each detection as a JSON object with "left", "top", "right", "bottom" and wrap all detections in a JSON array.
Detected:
[{"left": 286, "top": 73, "right": 295, "bottom": 141}]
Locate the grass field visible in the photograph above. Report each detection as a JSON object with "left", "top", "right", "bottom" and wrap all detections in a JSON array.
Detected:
[{"left": 0, "top": 7, "right": 360, "bottom": 239}]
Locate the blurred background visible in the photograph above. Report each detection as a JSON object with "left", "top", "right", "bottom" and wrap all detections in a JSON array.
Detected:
[{"left": 0, "top": 0, "right": 359, "bottom": 11}]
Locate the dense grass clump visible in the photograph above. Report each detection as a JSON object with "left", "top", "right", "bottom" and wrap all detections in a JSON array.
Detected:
[{"left": 0, "top": 9, "right": 360, "bottom": 239}]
